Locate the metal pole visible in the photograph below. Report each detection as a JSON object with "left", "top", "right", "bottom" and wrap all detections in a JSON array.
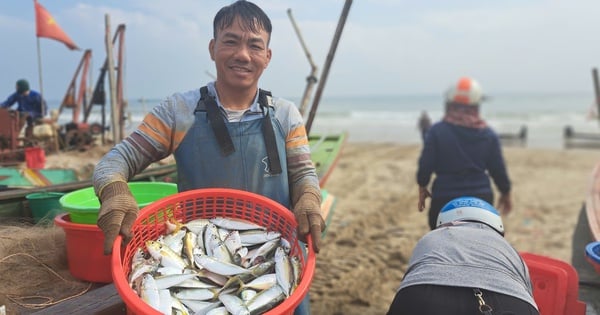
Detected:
[
  {"left": 593, "top": 68, "right": 600, "bottom": 126},
  {"left": 36, "top": 37, "right": 45, "bottom": 111},
  {"left": 105, "top": 14, "right": 120, "bottom": 143},
  {"left": 305, "top": 0, "right": 353, "bottom": 135}
]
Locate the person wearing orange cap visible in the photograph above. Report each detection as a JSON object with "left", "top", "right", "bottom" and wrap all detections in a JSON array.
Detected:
[{"left": 416, "top": 77, "right": 512, "bottom": 230}]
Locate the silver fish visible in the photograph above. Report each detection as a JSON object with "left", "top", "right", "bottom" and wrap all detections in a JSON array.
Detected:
[
  {"left": 239, "top": 230, "right": 281, "bottom": 246},
  {"left": 154, "top": 273, "right": 198, "bottom": 290},
  {"left": 205, "top": 306, "right": 229, "bottom": 315},
  {"left": 218, "top": 293, "right": 250, "bottom": 315},
  {"left": 183, "top": 231, "right": 198, "bottom": 267},
  {"left": 274, "top": 246, "right": 293, "bottom": 297},
  {"left": 140, "top": 274, "right": 161, "bottom": 312},
  {"left": 146, "top": 240, "right": 188, "bottom": 270},
  {"left": 172, "top": 288, "right": 219, "bottom": 301},
  {"left": 248, "top": 239, "right": 279, "bottom": 266},
  {"left": 246, "top": 284, "right": 286, "bottom": 315},
  {"left": 158, "top": 289, "right": 172, "bottom": 315},
  {"left": 179, "top": 299, "right": 221, "bottom": 314},
  {"left": 210, "top": 217, "right": 266, "bottom": 231},
  {"left": 194, "top": 254, "right": 249, "bottom": 276},
  {"left": 237, "top": 273, "right": 277, "bottom": 292}
]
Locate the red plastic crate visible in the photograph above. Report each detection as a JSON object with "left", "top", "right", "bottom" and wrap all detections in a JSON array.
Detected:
[
  {"left": 111, "top": 188, "right": 316, "bottom": 315},
  {"left": 520, "top": 252, "right": 586, "bottom": 315}
]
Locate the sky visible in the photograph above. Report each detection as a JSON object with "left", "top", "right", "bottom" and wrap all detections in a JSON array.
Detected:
[{"left": 1, "top": 0, "right": 600, "bottom": 102}]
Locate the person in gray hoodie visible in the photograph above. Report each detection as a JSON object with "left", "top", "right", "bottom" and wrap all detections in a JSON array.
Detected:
[{"left": 387, "top": 197, "right": 538, "bottom": 315}]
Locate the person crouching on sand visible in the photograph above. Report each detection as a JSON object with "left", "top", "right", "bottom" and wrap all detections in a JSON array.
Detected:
[{"left": 386, "top": 197, "right": 539, "bottom": 315}]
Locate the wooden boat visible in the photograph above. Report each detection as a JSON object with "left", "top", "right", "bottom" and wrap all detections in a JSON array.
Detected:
[
  {"left": 0, "top": 163, "right": 177, "bottom": 220},
  {"left": 309, "top": 132, "right": 347, "bottom": 187}
]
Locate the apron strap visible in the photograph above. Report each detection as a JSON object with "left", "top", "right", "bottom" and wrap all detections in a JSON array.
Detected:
[
  {"left": 259, "top": 89, "right": 282, "bottom": 175},
  {"left": 197, "top": 86, "right": 235, "bottom": 156},
  {"left": 194, "top": 87, "right": 282, "bottom": 175}
]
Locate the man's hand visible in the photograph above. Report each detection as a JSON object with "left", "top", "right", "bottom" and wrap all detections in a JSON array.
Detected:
[
  {"left": 418, "top": 186, "right": 431, "bottom": 212},
  {"left": 497, "top": 192, "right": 512, "bottom": 215},
  {"left": 293, "top": 185, "right": 324, "bottom": 253},
  {"left": 97, "top": 181, "right": 139, "bottom": 255}
]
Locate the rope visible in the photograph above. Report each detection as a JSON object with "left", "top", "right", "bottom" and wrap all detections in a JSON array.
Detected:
[{"left": 0, "top": 253, "right": 92, "bottom": 309}]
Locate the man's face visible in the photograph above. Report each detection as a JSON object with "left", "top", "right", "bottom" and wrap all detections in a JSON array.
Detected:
[{"left": 209, "top": 17, "right": 272, "bottom": 92}]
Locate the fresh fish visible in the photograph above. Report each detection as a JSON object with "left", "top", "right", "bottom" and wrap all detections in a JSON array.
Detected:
[
  {"left": 173, "top": 278, "right": 219, "bottom": 289},
  {"left": 179, "top": 299, "right": 221, "bottom": 314},
  {"left": 183, "top": 231, "right": 198, "bottom": 267},
  {"left": 210, "top": 217, "right": 266, "bottom": 231},
  {"left": 205, "top": 306, "right": 230, "bottom": 315},
  {"left": 194, "top": 254, "right": 249, "bottom": 276},
  {"left": 172, "top": 288, "right": 219, "bottom": 301},
  {"left": 239, "top": 230, "right": 281, "bottom": 246},
  {"left": 248, "top": 239, "right": 279, "bottom": 266},
  {"left": 218, "top": 293, "right": 250, "bottom": 315},
  {"left": 129, "top": 259, "right": 159, "bottom": 285},
  {"left": 246, "top": 284, "right": 286, "bottom": 315},
  {"left": 158, "top": 229, "right": 186, "bottom": 254},
  {"left": 222, "top": 230, "right": 243, "bottom": 258},
  {"left": 140, "top": 274, "right": 161, "bottom": 312},
  {"left": 196, "top": 269, "right": 229, "bottom": 287},
  {"left": 156, "top": 266, "right": 185, "bottom": 276},
  {"left": 183, "top": 218, "right": 210, "bottom": 235},
  {"left": 171, "top": 295, "right": 191, "bottom": 315},
  {"left": 146, "top": 240, "right": 188, "bottom": 270},
  {"left": 240, "top": 289, "right": 257, "bottom": 303},
  {"left": 291, "top": 255, "right": 302, "bottom": 291},
  {"left": 274, "top": 246, "right": 293, "bottom": 297},
  {"left": 158, "top": 289, "right": 172, "bottom": 315},
  {"left": 237, "top": 273, "right": 277, "bottom": 293},
  {"left": 154, "top": 273, "right": 198, "bottom": 290},
  {"left": 219, "top": 260, "right": 276, "bottom": 293},
  {"left": 203, "top": 223, "right": 220, "bottom": 257},
  {"left": 207, "top": 234, "right": 233, "bottom": 264}
]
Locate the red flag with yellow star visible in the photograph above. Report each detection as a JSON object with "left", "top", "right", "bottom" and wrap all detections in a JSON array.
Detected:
[{"left": 34, "top": 0, "right": 79, "bottom": 50}]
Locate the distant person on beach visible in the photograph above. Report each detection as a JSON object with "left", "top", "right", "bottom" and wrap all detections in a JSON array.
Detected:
[
  {"left": 0, "top": 79, "right": 46, "bottom": 138},
  {"left": 387, "top": 197, "right": 539, "bottom": 315},
  {"left": 417, "top": 110, "right": 432, "bottom": 142},
  {"left": 416, "top": 77, "right": 512, "bottom": 230},
  {"left": 92, "top": 2, "right": 321, "bottom": 314}
]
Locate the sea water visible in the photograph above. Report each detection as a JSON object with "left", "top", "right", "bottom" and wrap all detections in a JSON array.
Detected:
[{"left": 51, "top": 91, "right": 600, "bottom": 150}]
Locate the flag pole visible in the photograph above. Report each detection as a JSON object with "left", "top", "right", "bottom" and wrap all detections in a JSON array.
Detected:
[{"left": 36, "top": 33, "right": 45, "bottom": 102}]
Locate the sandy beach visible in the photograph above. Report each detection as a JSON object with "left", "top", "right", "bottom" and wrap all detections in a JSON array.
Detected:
[{"left": 1, "top": 142, "right": 600, "bottom": 314}]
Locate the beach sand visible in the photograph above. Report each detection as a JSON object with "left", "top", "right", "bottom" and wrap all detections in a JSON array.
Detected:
[
  {"left": 310, "top": 143, "right": 600, "bottom": 315},
  {"left": 1, "top": 142, "right": 600, "bottom": 314}
]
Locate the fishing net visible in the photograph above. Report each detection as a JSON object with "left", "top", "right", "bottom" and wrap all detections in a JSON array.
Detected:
[{"left": 0, "top": 222, "right": 92, "bottom": 314}]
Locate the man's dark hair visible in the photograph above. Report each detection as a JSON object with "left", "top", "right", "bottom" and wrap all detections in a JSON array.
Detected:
[{"left": 213, "top": 1, "right": 272, "bottom": 44}]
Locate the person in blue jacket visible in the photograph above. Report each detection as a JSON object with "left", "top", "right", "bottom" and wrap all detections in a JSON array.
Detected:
[
  {"left": 1, "top": 79, "right": 46, "bottom": 137},
  {"left": 387, "top": 197, "right": 538, "bottom": 315},
  {"left": 416, "top": 77, "right": 512, "bottom": 230}
]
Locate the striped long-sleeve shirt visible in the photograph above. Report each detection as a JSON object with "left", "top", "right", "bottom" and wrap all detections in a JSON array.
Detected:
[{"left": 93, "top": 82, "right": 319, "bottom": 202}]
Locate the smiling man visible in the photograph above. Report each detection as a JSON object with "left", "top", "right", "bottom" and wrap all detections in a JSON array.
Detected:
[{"left": 92, "top": 2, "right": 322, "bottom": 314}]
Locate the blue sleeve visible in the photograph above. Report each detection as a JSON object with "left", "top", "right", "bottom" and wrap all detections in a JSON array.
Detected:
[
  {"left": 1, "top": 93, "right": 17, "bottom": 108},
  {"left": 486, "top": 133, "right": 511, "bottom": 193},
  {"left": 416, "top": 128, "right": 436, "bottom": 187}
]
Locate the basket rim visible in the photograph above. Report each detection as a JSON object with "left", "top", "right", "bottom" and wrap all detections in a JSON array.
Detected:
[{"left": 111, "top": 188, "right": 317, "bottom": 315}]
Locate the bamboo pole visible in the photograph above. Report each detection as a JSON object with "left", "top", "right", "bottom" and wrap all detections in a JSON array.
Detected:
[
  {"left": 287, "top": 8, "right": 318, "bottom": 118},
  {"left": 305, "top": 0, "right": 353, "bottom": 135}
]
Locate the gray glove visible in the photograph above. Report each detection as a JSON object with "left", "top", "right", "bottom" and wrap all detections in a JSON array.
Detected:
[
  {"left": 293, "top": 185, "right": 324, "bottom": 253},
  {"left": 97, "top": 181, "right": 139, "bottom": 255}
]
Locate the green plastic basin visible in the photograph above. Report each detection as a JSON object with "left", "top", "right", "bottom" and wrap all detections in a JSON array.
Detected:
[{"left": 59, "top": 182, "right": 178, "bottom": 224}]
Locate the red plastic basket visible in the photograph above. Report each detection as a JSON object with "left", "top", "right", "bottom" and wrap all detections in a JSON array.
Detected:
[{"left": 111, "top": 188, "right": 316, "bottom": 315}]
